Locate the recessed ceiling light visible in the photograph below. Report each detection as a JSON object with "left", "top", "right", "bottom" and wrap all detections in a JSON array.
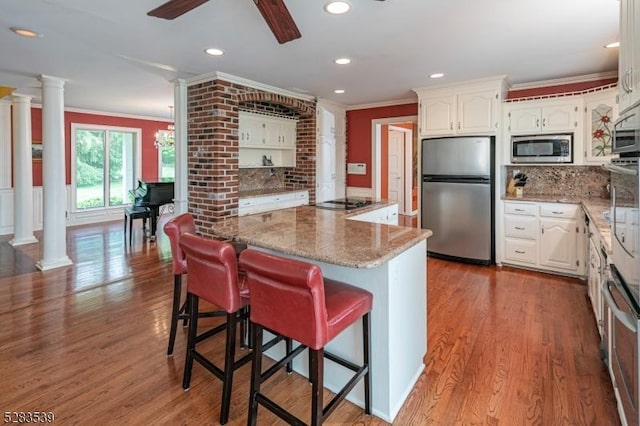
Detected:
[
  {"left": 10, "top": 27, "right": 41, "bottom": 38},
  {"left": 334, "top": 89, "right": 345, "bottom": 94},
  {"left": 605, "top": 41, "right": 620, "bottom": 48},
  {"left": 324, "top": 1, "right": 351, "bottom": 15},
  {"left": 429, "top": 73, "right": 445, "bottom": 79},
  {"left": 204, "top": 48, "right": 224, "bottom": 56},
  {"left": 334, "top": 58, "right": 351, "bottom": 65}
]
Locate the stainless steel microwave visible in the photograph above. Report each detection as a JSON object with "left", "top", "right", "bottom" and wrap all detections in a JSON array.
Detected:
[
  {"left": 613, "top": 104, "right": 640, "bottom": 155},
  {"left": 510, "top": 134, "right": 573, "bottom": 164}
]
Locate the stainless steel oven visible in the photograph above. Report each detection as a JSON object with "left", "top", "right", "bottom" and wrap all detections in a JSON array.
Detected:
[
  {"left": 604, "top": 146, "right": 640, "bottom": 425},
  {"left": 613, "top": 104, "right": 640, "bottom": 155},
  {"left": 604, "top": 265, "right": 640, "bottom": 426}
]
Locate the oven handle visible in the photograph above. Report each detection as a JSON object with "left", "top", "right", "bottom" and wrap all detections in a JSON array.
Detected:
[
  {"left": 601, "top": 163, "right": 639, "bottom": 176},
  {"left": 602, "top": 280, "right": 638, "bottom": 332}
]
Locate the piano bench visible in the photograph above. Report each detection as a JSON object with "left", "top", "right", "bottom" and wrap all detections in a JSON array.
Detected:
[{"left": 124, "top": 206, "right": 152, "bottom": 246}]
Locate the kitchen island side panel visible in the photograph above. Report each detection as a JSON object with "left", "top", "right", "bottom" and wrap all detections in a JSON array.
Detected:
[{"left": 255, "top": 239, "right": 427, "bottom": 423}]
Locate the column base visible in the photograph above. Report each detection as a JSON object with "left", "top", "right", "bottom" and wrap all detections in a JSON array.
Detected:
[
  {"left": 36, "top": 256, "right": 73, "bottom": 271},
  {"left": 9, "top": 236, "right": 39, "bottom": 246}
]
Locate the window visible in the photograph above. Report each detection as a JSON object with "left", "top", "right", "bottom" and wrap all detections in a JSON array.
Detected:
[
  {"left": 157, "top": 130, "right": 175, "bottom": 180},
  {"left": 71, "top": 124, "right": 141, "bottom": 211}
]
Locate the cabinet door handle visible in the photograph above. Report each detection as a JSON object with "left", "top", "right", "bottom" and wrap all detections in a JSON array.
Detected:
[
  {"left": 515, "top": 226, "right": 525, "bottom": 230},
  {"left": 515, "top": 250, "right": 526, "bottom": 254},
  {"left": 457, "top": 121, "right": 461, "bottom": 130},
  {"left": 536, "top": 118, "right": 540, "bottom": 128},
  {"left": 542, "top": 118, "right": 546, "bottom": 127},
  {"left": 450, "top": 122, "right": 453, "bottom": 130}
]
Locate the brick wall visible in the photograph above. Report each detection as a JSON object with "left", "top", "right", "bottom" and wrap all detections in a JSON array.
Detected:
[{"left": 187, "top": 79, "right": 316, "bottom": 236}]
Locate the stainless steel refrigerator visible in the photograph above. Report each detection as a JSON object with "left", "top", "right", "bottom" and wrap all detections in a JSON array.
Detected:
[{"left": 421, "top": 136, "right": 494, "bottom": 264}]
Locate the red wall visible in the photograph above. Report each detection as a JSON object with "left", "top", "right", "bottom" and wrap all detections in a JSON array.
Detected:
[
  {"left": 346, "top": 103, "right": 417, "bottom": 188},
  {"left": 27, "top": 107, "right": 166, "bottom": 186},
  {"left": 507, "top": 78, "right": 617, "bottom": 99}
]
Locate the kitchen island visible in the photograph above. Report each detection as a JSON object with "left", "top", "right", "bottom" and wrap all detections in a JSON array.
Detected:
[{"left": 209, "top": 205, "right": 432, "bottom": 422}]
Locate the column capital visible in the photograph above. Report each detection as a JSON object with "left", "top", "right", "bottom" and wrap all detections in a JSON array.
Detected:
[
  {"left": 173, "top": 78, "right": 187, "bottom": 88},
  {"left": 39, "top": 75, "right": 66, "bottom": 88},
  {"left": 11, "top": 93, "right": 33, "bottom": 103}
]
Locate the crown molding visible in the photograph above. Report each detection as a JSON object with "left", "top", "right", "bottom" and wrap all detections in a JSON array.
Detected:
[
  {"left": 187, "top": 71, "right": 316, "bottom": 102},
  {"left": 413, "top": 74, "right": 510, "bottom": 93},
  {"left": 346, "top": 98, "right": 417, "bottom": 111},
  {"left": 510, "top": 71, "right": 618, "bottom": 90},
  {"left": 28, "top": 103, "right": 170, "bottom": 122}
]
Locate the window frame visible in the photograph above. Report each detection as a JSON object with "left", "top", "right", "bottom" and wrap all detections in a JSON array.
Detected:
[{"left": 70, "top": 123, "right": 142, "bottom": 213}]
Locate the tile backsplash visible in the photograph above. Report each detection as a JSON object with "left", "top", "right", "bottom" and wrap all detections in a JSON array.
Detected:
[
  {"left": 505, "top": 165, "right": 610, "bottom": 199},
  {"left": 239, "top": 168, "right": 286, "bottom": 191}
]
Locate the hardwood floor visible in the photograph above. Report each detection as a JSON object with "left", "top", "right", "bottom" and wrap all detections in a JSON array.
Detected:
[{"left": 0, "top": 219, "right": 620, "bottom": 425}]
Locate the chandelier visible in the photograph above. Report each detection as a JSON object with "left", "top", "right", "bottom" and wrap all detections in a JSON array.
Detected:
[{"left": 154, "top": 106, "right": 175, "bottom": 149}]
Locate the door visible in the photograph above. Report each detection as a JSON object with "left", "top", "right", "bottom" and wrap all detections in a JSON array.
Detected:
[
  {"left": 457, "top": 90, "right": 495, "bottom": 134},
  {"left": 420, "top": 95, "right": 455, "bottom": 136},
  {"left": 421, "top": 179, "right": 492, "bottom": 262},
  {"left": 422, "top": 137, "right": 491, "bottom": 177},
  {"left": 539, "top": 217, "right": 578, "bottom": 271},
  {"left": 388, "top": 130, "right": 405, "bottom": 213}
]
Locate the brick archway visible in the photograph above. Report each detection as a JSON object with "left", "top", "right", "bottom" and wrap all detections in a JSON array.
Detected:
[{"left": 237, "top": 92, "right": 315, "bottom": 117}]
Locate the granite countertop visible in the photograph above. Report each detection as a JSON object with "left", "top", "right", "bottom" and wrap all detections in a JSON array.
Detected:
[
  {"left": 239, "top": 187, "right": 309, "bottom": 199},
  {"left": 210, "top": 205, "right": 432, "bottom": 268},
  {"left": 502, "top": 194, "right": 612, "bottom": 253}
]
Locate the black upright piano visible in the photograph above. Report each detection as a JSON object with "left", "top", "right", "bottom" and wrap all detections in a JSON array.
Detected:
[{"left": 128, "top": 180, "right": 174, "bottom": 239}]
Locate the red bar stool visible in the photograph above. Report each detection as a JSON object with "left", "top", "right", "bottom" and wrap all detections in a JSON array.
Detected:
[
  {"left": 179, "top": 233, "right": 252, "bottom": 425},
  {"left": 239, "top": 249, "right": 373, "bottom": 426},
  {"left": 164, "top": 213, "right": 249, "bottom": 356},
  {"left": 163, "top": 213, "right": 195, "bottom": 356}
]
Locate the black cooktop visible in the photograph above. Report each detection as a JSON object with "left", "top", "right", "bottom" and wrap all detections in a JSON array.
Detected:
[{"left": 314, "top": 198, "right": 378, "bottom": 211}]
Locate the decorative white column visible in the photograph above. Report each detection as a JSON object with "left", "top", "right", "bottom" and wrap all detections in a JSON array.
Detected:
[
  {"left": 37, "top": 76, "right": 72, "bottom": 270},
  {"left": 0, "top": 100, "right": 11, "bottom": 189},
  {"left": 9, "top": 95, "right": 38, "bottom": 246},
  {"left": 173, "top": 79, "right": 188, "bottom": 214}
]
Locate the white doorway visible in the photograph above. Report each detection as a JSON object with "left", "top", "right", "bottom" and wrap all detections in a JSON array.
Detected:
[
  {"left": 388, "top": 127, "right": 410, "bottom": 214},
  {"left": 371, "top": 115, "right": 418, "bottom": 216}
]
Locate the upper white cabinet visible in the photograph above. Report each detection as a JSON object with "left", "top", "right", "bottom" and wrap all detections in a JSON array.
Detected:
[
  {"left": 506, "top": 100, "right": 582, "bottom": 135},
  {"left": 414, "top": 76, "right": 508, "bottom": 137},
  {"left": 583, "top": 88, "right": 618, "bottom": 164},
  {"left": 618, "top": 0, "right": 639, "bottom": 112},
  {"left": 239, "top": 111, "right": 297, "bottom": 168}
]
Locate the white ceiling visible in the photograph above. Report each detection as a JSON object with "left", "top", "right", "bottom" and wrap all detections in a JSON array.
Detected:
[{"left": 0, "top": 0, "right": 620, "bottom": 120}]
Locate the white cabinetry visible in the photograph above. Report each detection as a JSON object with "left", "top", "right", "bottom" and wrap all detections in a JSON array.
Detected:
[
  {"left": 414, "top": 77, "right": 508, "bottom": 137},
  {"left": 583, "top": 88, "right": 618, "bottom": 163},
  {"left": 347, "top": 204, "right": 399, "bottom": 225},
  {"left": 238, "top": 191, "right": 308, "bottom": 216},
  {"left": 503, "top": 201, "right": 585, "bottom": 276},
  {"left": 506, "top": 99, "right": 582, "bottom": 135},
  {"left": 619, "top": 0, "right": 639, "bottom": 111},
  {"left": 239, "top": 112, "right": 297, "bottom": 168},
  {"left": 587, "top": 220, "right": 604, "bottom": 336}
]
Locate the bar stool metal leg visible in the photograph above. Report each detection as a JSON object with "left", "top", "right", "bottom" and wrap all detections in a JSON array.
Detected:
[
  {"left": 182, "top": 293, "right": 198, "bottom": 390},
  {"left": 248, "top": 325, "right": 264, "bottom": 426},
  {"left": 167, "top": 274, "right": 182, "bottom": 356}
]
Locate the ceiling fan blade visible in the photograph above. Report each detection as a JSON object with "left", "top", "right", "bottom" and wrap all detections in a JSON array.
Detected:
[
  {"left": 147, "top": 0, "right": 209, "bottom": 20},
  {"left": 253, "top": 0, "right": 301, "bottom": 44}
]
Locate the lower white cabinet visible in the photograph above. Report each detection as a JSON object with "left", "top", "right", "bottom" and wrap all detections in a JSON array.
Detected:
[
  {"left": 238, "top": 190, "right": 308, "bottom": 216},
  {"left": 347, "top": 204, "right": 399, "bottom": 225},
  {"left": 503, "top": 201, "right": 585, "bottom": 276}
]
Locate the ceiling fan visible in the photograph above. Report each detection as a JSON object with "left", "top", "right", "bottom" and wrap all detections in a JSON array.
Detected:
[
  {"left": 147, "top": 0, "right": 302, "bottom": 44},
  {"left": 148, "top": 0, "right": 387, "bottom": 45}
]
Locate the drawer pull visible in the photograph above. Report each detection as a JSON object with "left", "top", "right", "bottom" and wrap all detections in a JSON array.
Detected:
[
  {"left": 515, "top": 226, "right": 525, "bottom": 230},
  {"left": 551, "top": 211, "right": 563, "bottom": 215},
  {"left": 515, "top": 208, "right": 525, "bottom": 212},
  {"left": 515, "top": 250, "right": 526, "bottom": 254}
]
